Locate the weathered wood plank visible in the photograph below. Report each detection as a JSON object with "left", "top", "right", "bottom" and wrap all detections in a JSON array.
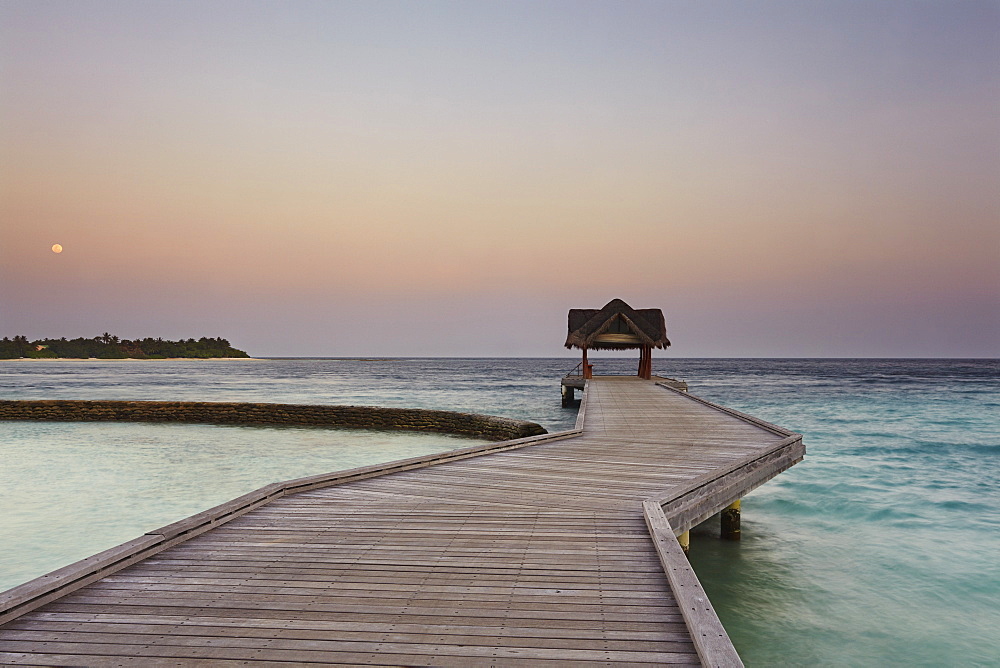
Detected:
[
  {"left": 0, "top": 622, "right": 694, "bottom": 652},
  {"left": 39, "top": 603, "right": 686, "bottom": 629},
  {"left": 0, "top": 650, "right": 697, "bottom": 667},
  {"left": 16, "top": 612, "right": 694, "bottom": 640},
  {"left": 0, "top": 634, "right": 700, "bottom": 663}
]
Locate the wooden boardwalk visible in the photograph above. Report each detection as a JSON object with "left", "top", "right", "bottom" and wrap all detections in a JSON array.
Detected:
[{"left": 0, "top": 377, "right": 803, "bottom": 666}]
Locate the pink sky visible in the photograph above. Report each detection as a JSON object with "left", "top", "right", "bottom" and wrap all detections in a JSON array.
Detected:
[{"left": 2, "top": 2, "right": 997, "bottom": 356}]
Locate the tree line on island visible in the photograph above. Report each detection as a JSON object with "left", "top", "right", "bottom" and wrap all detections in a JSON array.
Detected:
[{"left": 0, "top": 334, "right": 250, "bottom": 359}]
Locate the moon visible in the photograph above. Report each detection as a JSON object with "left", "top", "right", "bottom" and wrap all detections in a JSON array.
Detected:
[{"left": 51, "top": 244, "right": 63, "bottom": 253}]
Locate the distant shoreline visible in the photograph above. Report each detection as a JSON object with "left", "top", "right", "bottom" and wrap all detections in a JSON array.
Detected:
[{"left": 3, "top": 357, "right": 265, "bottom": 362}]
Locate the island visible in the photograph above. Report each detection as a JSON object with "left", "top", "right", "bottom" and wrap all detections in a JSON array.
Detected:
[{"left": 0, "top": 334, "right": 250, "bottom": 359}]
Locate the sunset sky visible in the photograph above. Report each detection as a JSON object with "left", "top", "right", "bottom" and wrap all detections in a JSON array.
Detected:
[{"left": 2, "top": 1, "right": 997, "bottom": 357}]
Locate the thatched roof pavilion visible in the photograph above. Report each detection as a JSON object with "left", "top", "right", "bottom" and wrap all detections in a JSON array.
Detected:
[{"left": 565, "top": 298, "right": 670, "bottom": 379}]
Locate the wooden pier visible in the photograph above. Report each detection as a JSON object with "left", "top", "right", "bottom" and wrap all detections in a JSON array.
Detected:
[
  {"left": 0, "top": 377, "right": 803, "bottom": 666},
  {"left": 561, "top": 373, "right": 687, "bottom": 406}
]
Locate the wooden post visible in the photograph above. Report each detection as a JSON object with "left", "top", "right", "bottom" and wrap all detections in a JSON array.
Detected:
[
  {"left": 721, "top": 499, "right": 741, "bottom": 540},
  {"left": 582, "top": 347, "right": 591, "bottom": 379},
  {"left": 638, "top": 345, "right": 652, "bottom": 379},
  {"left": 678, "top": 530, "right": 690, "bottom": 554},
  {"left": 561, "top": 384, "right": 575, "bottom": 408}
]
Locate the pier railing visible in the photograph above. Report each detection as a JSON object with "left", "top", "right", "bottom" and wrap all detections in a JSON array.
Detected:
[{"left": 644, "top": 500, "right": 744, "bottom": 667}]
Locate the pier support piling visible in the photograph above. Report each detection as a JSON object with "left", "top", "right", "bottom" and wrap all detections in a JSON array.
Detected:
[
  {"left": 678, "top": 530, "right": 690, "bottom": 554},
  {"left": 561, "top": 384, "right": 575, "bottom": 408},
  {"left": 721, "top": 499, "right": 741, "bottom": 540}
]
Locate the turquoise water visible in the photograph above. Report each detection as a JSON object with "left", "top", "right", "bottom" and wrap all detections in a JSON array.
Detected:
[
  {"left": 682, "top": 360, "right": 1000, "bottom": 667},
  {"left": 2, "top": 358, "right": 998, "bottom": 666}
]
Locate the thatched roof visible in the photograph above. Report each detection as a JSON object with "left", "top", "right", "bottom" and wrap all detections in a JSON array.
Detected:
[{"left": 565, "top": 298, "right": 670, "bottom": 350}]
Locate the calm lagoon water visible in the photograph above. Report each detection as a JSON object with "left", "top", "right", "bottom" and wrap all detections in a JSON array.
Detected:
[{"left": 2, "top": 357, "right": 998, "bottom": 667}]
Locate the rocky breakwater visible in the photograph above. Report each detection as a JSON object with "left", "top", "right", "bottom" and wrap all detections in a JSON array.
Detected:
[{"left": 0, "top": 400, "right": 547, "bottom": 441}]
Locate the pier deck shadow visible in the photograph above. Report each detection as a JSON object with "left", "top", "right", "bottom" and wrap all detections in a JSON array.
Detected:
[{"left": 0, "top": 377, "right": 803, "bottom": 666}]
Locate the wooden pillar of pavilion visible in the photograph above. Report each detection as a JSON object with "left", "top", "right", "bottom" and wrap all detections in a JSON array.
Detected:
[
  {"left": 637, "top": 344, "right": 652, "bottom": 379},
  {"left": 582, "top": 347, "right": 592, "bottom": 379}
]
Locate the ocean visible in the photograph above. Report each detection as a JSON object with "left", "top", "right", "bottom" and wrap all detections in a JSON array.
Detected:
[{"left": 1, "top": 358, "right": 997, "bottom": 666}]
